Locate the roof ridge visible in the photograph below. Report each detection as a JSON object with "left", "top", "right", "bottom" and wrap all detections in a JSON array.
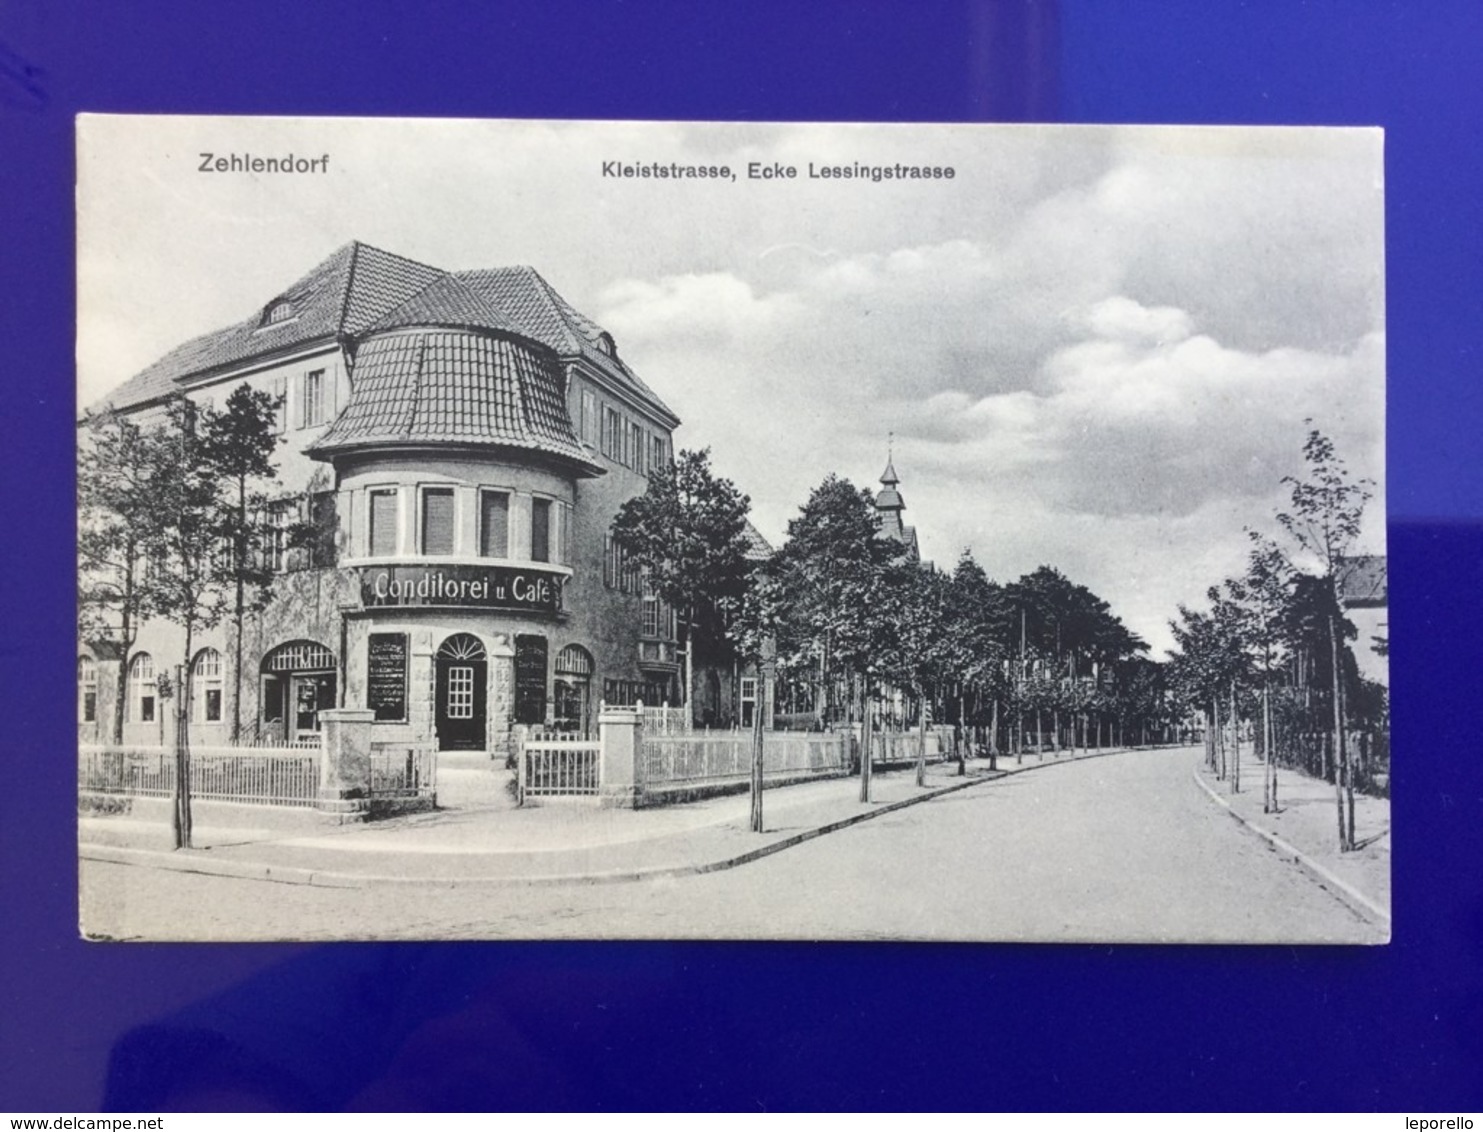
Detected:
[
  {"left": 403, "top": 332, "right": 429, "bottom": 440},
  {"left": 334, "top": 241, "right": 363, "bottom": 334},
  {"left": 334, "top": 240, "right": 366, "bottom": 333}
]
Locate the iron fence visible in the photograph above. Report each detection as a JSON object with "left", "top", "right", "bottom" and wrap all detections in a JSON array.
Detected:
[
  {"left": 80, "top": 744, "right": 320, "bottom": 808},
  {"left": 520, "top": 740, "right": 601, "bottom": 801},
  {"left": 370, "top": 744, "right": 437, "bottom": 798}
]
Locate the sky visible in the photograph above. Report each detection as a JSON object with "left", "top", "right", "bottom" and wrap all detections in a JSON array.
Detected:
[{"left": 77, "top": 117, "right": 1386, "bottom": 656}]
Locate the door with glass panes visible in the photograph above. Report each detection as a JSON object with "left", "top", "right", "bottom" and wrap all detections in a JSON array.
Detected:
[{"left": 435, "top": 633, "right": 487, "bottom": 751}]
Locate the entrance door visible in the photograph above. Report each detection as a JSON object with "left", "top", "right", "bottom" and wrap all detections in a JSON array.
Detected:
[
  {"left": 291, "top": 673, "right": 336, "bottom": 740},
  {"left": 435, "top": 633, "right": 488, "bottom": 751}
]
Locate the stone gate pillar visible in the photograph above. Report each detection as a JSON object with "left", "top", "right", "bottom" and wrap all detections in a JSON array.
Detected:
[
  {"left": 318, "top": 707, "right": 374, "bottom": 819},
  {"left": 598, "top": 706, "right": 644, "bottom": 808}
]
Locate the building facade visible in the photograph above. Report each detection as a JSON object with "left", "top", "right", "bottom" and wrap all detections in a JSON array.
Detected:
[{"left": 80, "top": 242, "right": 684, "bottom": 757}]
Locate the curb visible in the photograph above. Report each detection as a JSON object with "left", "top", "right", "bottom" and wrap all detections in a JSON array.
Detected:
[
  {"left": 1190, "top": 767, "right": 1391, "bottom": 931},
  {"left": 80, "top": 772, "right": 998, "bottom": 890}
]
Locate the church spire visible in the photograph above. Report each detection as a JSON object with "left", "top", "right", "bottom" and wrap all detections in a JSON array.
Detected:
[{"left": 880, "top": 431, "right": 900, "bottom": 486}]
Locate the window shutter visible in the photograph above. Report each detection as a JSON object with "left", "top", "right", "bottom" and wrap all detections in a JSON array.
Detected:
[
  {"left": 480, "top": 492, "right": 510, "bottom": 557},
  {"left": 531, "top": 498, "right": 551, "bottom": 563},
  {"left": 422, "top": 488, "right": 455, "bottom": 555},
  {"left": 370, "top": 490, "right": 399, "bottom": 557}
]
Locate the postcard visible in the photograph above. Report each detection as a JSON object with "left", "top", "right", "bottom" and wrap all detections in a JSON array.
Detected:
[{"left": 76, "top": 117, "right": 1387, "bottom": 942}]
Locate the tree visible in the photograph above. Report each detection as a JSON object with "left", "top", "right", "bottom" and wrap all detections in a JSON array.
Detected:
[
  {"left": 770, "top": 475, "right": 901, "bottom": 800},
  {"left": 78, "top": 410, "right": 168, "bottom": 744},
  {"left": 1277, "top": 424, "right": 1374, "bottom": 851},
  {"left": 149, "top": 397, "right": 232, "bottom": 849},
  {"left": 1168, "top": 602, "right": 1245, "bottom": 779},
  {"left": 1225, "top": 533, "right": 1295, "bottom": 813},
  {"left": 725, "top": 565, "right": 786, "bottom": 833},
  {"left": 201, "top": 383, "right": 286, "bottom": 742},
  {"left": 889, "top": 563, "right": 954, "bottom": 785},
  {"left": 945, "top": 551, "right": 1011, "bottom": 767},
  {"left": 611, "top": 448, "right": 752, "bottom": 721}
]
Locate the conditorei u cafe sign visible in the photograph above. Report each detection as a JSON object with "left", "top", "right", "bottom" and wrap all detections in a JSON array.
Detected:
[{"left": 358, "top": 564, "right": 563, "bottom": 615}]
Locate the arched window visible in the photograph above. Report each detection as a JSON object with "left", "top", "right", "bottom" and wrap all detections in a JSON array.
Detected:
[
  {"left": 437, "top": 633, "right": 487, "bottom": 662},
  {"left": 193, "top": 648, "right": 224, "bottom": 723},
  {"left": 78, "top": 656, "right": 97, "bottom": 724},
  {"left": 555, "top": 644, "right": 594, "bottom": 678},
  {"left": 128, "top": 653, "right": 155, "bottom": 724}
]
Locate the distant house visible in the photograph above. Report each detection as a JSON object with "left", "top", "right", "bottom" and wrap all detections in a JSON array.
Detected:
[{"left": 1337, "top": 554, "right": 1388, "bottom": 687}]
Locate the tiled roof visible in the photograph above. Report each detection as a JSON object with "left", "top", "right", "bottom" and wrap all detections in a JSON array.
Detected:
[
  {"left": 309, "top": 328, "right": 600, "bottom": 474},
  {"left": 364, "top": 274, "right": 524, "bottom": 338},
  {"left": 741, "top": 521, "right": 774, "bottom": 562},
  {"left": 457, "top": 266, "right": 678, "bottom": 424},
  {"left": 91, "top": 242, "right": 446, "bottom": 415},
  {"left": 1337, "top": 555, "right": 1387, "bottom": 607},
  {"left": 95, "top": 243, "right": 680, "bottom": 437}
]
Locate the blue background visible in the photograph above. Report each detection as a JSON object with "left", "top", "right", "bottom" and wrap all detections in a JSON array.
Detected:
[{"left": 2, "top": 0, "right": 1480, "bottom": 1111}]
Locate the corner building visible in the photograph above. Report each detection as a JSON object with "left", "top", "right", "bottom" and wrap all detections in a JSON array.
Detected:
[{"left": 83, "top": 242, "right": 682, "bottom": 757}]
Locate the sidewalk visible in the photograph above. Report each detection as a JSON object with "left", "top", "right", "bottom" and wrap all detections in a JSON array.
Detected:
[
  {"left": 79, "top": 744, "right": 1141, "bottom": 888},
  {"left": 1192, "top": 745, "right": 1391, "bottom": 926}
]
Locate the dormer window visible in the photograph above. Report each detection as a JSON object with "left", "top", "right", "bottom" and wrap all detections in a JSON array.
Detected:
[
  {"left": 596, "top": 332, "right": 616, "bottom": 358},
  {"left": 263, "top": 298, "right": 295, "bottom": 326}
]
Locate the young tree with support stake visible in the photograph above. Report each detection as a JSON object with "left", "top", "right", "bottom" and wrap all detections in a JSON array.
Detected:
[
  {"left": 149, "top": 397, "right": 232, "bottom": 850},
  {"left": 1225, "top": 533, "right": 1295, "bottom": 814},
  {"left": 1277, "top": 424, "right": 1373, "bottom": 852},
  {"left": 725, "top": 568, "right": 785, "bottom": 833}
]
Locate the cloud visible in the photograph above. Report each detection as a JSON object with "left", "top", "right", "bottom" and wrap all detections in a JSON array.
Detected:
[{"left": 79, "top": 119, "right": 1386, "bottom": 656}]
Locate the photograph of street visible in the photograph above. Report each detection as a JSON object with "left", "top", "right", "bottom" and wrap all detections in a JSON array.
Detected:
[{"left": 76, "top": 117, "right": 1388, "bottom": 942}]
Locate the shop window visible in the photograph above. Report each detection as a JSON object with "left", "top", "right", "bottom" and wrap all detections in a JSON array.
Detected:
[
  {"left": 531, "top": 498, "right": 552, "bottom": 563},
  {"left": 479, "top": 491, "right": 510, "bottom": 558},
  {"left": 369, "top": 489, "right": 399, "bottom": 557},
  {"left": 78, "top": 656, "right": 97, "bottom": 723},
  {"left": 261, "top": 640, "right": 337, "bottom": 739},
  {"left": 421, "top": 487, "right": 455, "bottom": 555},
  {"left": 128, "top": 652, "right": 155, "bottom": 724},
  {"left": 193, "top": 648, "right": 223, "bottom": 723}
]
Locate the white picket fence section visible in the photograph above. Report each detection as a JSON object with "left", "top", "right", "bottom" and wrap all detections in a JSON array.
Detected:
[{"left": 641, "top": 731, "right": 850, "bottom": 787}]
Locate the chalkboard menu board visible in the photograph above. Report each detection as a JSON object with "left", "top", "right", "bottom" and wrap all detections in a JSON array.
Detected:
[
  {"left": 367, "top": 632, "right": 408, "bottom": 721},
  {"left": 514, "top": 634, "right": 548, "bottom": 725}
]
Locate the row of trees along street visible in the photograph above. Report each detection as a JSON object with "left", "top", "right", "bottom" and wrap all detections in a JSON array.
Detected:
[
  {"left": 79, "top": 385, "right": 289, "bottom": 848},
  {"left": 1167, "top": 424, "right": 1386, "bottom": 853},
  {"left": 612, "top": 453, "right": 1167, "bottom": 818}
]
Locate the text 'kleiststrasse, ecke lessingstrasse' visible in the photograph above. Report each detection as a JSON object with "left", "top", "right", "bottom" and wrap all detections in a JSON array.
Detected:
[{"left": 600, "top": 160, "right": 956, "bottom": 183}]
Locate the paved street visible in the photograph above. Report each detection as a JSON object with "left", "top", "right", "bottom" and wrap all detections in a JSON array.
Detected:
[{"left": 80, "top": 746, "right": 1384, "bottom": 943}]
